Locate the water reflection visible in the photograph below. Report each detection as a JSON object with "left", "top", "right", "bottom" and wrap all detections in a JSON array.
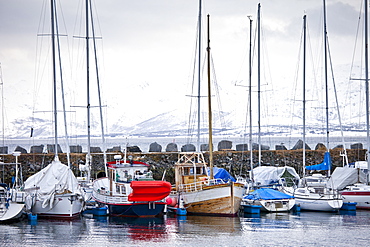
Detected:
[
  {"left": 108, "top": 216, "right": 168, "bottom": 242},
  {"left": 1, "top": 211, "right": 370, "bottom": 246}
]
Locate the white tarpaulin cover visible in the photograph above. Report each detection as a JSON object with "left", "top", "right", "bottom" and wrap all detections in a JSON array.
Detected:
[
  {"left": 24, "top": 158, "right": 82, "bottom": 208},
  {"left": 327, "top": 167, "right": 367, "bottom": 190},
  {"left": 253, "top": 166, "right": 300, "bottom": 186}
]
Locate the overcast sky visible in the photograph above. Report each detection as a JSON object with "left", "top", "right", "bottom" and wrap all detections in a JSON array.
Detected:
[{"left": 0, "top": 0, "right": 365, "bottom": 137}]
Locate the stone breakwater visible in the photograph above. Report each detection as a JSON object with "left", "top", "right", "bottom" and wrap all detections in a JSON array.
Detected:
[{"left": 0, "top": 148, "right": 366, "bottom": 185}]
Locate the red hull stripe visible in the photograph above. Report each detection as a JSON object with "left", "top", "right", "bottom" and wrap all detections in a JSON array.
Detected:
[{"left": 342, "top": 191, "right": 370, "bottom": 196}]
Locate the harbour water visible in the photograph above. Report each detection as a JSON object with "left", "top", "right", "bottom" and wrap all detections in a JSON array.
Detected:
[{"left": 1, "top": 211, "right": 370, "bottom": 246}]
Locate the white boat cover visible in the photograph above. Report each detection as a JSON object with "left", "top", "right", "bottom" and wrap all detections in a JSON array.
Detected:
[
  {"left": 252, "top": 166, "right": 300, "bottom": 186},
  {"left": 327, "top": 167, "right": 367, "bottom": 190},
  {"left": 24, "top": 158, "right": 82, "bottom": 208}
]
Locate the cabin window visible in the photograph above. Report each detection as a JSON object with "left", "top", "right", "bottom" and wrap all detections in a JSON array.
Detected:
[
  {"left": 135, "top": 170, "right": 144, "bottom": 175},
  {"left": 116, "top": 169, "right": 129, "bottom": 182}
]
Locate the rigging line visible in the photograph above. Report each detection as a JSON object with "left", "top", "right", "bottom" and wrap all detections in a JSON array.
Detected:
[
  {"left": 54, "top": 0, "right": 71, "bottom": 166},
  {"left": 347, "top": 1, "right": 364, "bottom": 128},
  {"left": 210, "top": 55, "right": 227, "bottom": 134},
  {"left": 186, "top": 21, "right": 200, "bottom": 143},
  {"left": 259, "top": 10, "right": 275, "bottom": 147},
  {"left": 89, "top": 0, "right": 107, "bottom": 166},
  {"left": 288, "top": 16, "right": 305, "bottom": 147},
  {"left": 33, "top": 0, "right": 49, "bottom": 116},
  {"left": 327, "top": 36, "right": 349, "bottom": 166}
]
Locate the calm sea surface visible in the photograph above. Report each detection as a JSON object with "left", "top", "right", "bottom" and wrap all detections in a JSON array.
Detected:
[{"left": 1, "top": 210, "right": 370, "bottom": 246}]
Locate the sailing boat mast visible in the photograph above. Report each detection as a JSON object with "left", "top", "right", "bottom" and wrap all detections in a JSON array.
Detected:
[
  {"left": 303, "top": 14, "right": 307, "bottom": 177},
  {"left": 323, "top": 0, "right": 331, "bottom": 176},
  {"left": 257, "top": 3, "right": 261, "bottom": 166},
  {"left": 365, "top": 0, "right": 370, "bottom": 180},
  {"left": 248, "top": 16, "right": 253, "bottom": 176},
  {"left": 88, "top": 0, "right": 108, "bottom": 171},
  {"left": 51, "top": 0, "right": 59, "bottom": 161},
  {"left": 206, "top": 14, "right": 213, "bottom": 179},
  {"left": 323, "top": 0, "right": 330, "bottom": 152},
  {"left": 196, "top": 0, "right": 202, "bottom": 151},
  {"left": 85, "top": 0, "right": 92, "bottom": 176}
]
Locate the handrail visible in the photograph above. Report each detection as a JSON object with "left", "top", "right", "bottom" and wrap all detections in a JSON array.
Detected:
[{"left": 178, "top": 178, "right": 228, "bottom": 193}]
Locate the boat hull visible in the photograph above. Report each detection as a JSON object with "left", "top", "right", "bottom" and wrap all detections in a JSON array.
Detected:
[
  {"left": 93, "top": 177, "right": 170, "bottom": 217},
  {"left": 181, "top": 182, "right": 244, "bottom": 216},
  {"left": 341, "top": 190, "right": 370, "bottom": 210},
  {"left": 283, "top": 187, "right": 343, "bottom": 211},
  {"left": 29, "top": 193, "right": 84, "bottom": 218},
  {"left": 243, "top": 198, "right": 296, "bottom": 212},
  {"left": 108, "top": 202, "right": 166, "bottom": 217},
  {"left": 0, "top": 202, "right": 25, "bottom": 221}
]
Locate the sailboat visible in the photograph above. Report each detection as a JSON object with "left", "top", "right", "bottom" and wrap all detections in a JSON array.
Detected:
[
  {"left": 24, "top": 0, "right": 84, "bottom": 218},
  {"left": 74, "top": 0, "right": 107, "bottom": 207},
  {"left": 237, "top": 4, "right": 295, "bottom": 213},
  {"left": 172, "top": 14, "right": 245, "bottom": 217},
  {"left": 327, "top": 0, "right": 370, "bottom": 210},
  {"left": 281, "top": 9, "right": 343, "bottom": 211},
  {"left": 0, "top": 152, "right": 27, "bottom": 221}
]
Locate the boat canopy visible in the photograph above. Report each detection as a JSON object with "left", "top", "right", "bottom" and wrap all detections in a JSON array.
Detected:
[
  {"left": 207, "top": 167, "right": 236, "bottom": 182},
  {"left": 244, "top": 188, "right": 294, "bottom": 200},
  {"left": 305, "top": 152, "right": 331, "bottom": 171},
  {"left": 252, "top": 166, "right": 300, "bottom": 186},
  {"left": 327, "top": 166, "right": 367, "bottom": 190},
  {"left": 24, "top": 159, "right": 82, "bottom": 208}
]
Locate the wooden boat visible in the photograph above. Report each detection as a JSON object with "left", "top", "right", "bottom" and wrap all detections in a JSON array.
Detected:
[
  {"left": 92, "top": 155, "right": 171, "bottom": 217},
  {"left": 169, "top": 14, "right": 245, "bottom": 216},
  {"left": 173, "top": 152, "right": 245, "bottom": 216}
]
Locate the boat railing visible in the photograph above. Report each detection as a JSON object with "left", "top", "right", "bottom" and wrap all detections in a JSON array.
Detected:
[
  {"left": 178, "top": 178, "right": 227, "bottom": 193},
  {"left": 93, "top": 190, "right": 129, "bottom": 204}
]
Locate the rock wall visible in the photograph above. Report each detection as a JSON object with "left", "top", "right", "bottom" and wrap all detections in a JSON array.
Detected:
[{"left": 0, "top": 148, "right": 366, "bottom": 185}]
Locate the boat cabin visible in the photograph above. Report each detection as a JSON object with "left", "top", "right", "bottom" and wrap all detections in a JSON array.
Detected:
[
  {"left": 107, "top": 155, "right": 154, "bottom": 184},
  {"left": 174, "top": 152, "right": 209, "bottom": 192}
]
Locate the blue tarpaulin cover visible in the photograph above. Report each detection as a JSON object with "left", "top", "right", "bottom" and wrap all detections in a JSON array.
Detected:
[
  {"left": 243, "top": 188, "right": 294, "bottom": 200},
  {"left": 207, "top": 167, "right": 236, "bottom": 182},
  {"left": 305, "top": 151, "right": 332, "bottom": 171}
]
